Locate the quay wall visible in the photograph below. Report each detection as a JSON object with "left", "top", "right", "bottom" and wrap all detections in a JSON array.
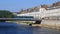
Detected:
[{"left": 40, "top": 19, "right": 60, "bottom": 29}]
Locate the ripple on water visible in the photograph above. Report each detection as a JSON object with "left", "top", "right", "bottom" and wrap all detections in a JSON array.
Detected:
[{"left": 0, "top": 22, "right": 60, "bottom": 34}]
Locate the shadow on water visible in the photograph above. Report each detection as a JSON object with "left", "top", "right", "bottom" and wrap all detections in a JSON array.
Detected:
[{"left": 0, "top": 22, "right": 60, "bottom": 34}]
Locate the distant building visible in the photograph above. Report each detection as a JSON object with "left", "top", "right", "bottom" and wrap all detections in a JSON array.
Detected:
[
  {"left": 52, "top": 2, "right": 60, "bottom": 7},
  {"left": 18, "top": 2, "right": 60, "bottom": 14}
]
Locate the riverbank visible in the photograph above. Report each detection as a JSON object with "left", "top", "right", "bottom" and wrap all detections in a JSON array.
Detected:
[
  {"left": 33, "top": 20, "right": 60, "bottom": 29},
  {"left": 7, "top": 20, "right": 60, "bottom": 29}
]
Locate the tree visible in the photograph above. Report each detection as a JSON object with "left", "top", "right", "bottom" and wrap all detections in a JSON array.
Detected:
[{"left": 0, "top": 10, "right": 15, "bottom": 18}]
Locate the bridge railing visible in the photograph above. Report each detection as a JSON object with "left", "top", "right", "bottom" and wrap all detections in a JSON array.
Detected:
[{"left": 0, "top": 18, "right": 41, "bottom": 21}]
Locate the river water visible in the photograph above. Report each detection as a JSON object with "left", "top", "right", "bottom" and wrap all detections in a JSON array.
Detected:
[{"left": 0, "top": 22, "right": 60, "bottom": 34}]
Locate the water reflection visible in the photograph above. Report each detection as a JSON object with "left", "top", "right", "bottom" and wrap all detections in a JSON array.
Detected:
[
  {"left": 0, "top": 23, "right": 60, "bottom": 34},
  {"left": 0, "top": 27, "right": 18, "bottom": 34},
  {"left": 18, "top": 26, "right": 60, "bottom": 34}
]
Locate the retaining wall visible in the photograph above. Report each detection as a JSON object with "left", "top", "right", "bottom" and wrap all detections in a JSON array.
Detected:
[{"left": 41, "top": 19, "right": 60, "bottom": 29}]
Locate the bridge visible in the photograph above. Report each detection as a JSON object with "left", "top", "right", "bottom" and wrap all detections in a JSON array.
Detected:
[{"left": 0, "top": 18, "right": 41, "bottom": 21}]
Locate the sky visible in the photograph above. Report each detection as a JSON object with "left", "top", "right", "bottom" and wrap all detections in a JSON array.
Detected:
[{"left": 0, "top": 0, "right": 60, "bottom": 12}]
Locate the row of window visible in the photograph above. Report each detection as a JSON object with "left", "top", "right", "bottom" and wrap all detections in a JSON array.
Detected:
[{"left": 46, "top": 6, "right": 60, "bottom": 10}]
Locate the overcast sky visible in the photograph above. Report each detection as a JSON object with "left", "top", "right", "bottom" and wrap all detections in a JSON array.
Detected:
[{"left": 0, "top": 0, "right": 60, "bottom": 12}]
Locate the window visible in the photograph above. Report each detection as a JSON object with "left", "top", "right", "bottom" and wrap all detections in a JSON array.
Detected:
[{"left": 46, "top": 6, "right": 60, "bottom": 10}]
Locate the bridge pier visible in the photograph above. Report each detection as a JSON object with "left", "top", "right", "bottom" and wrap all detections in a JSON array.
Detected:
[
  {"left": 34, "top": 20, "right": 42, "bottom": 24},
  {"left": 29, "top": 20, "right": 42, "bottom": 26}
]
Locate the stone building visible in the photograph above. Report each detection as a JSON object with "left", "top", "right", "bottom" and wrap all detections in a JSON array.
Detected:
[
  {"left": 41, "top": 4, "right": 49, "bottom": 9},
  {"left": 18, "top": 2, "right": 60, "bottom": 14},
  {"left": 18, "top": 6, "right": 40, "bottom": 14},
  {"left": 52, "top": 2, "right": 60, "bottom": 7}
]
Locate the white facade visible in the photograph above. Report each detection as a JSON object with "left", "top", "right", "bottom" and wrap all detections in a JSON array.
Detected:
[{"left": 17, "top": 6, "right": 60, "bottom": 20}]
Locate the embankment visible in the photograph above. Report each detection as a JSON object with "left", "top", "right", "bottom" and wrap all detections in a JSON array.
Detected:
[{"left": 40, "top": 20, "right": 60, "bottom": 29}]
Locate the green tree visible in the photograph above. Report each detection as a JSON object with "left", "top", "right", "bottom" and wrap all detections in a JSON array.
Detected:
[{"left": 0, "top": 10, "right": 14, "bottom": 18}]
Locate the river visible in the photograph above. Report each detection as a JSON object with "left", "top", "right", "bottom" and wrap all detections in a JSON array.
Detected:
[{"left": 0, "top": 22, "right": 60, "bottom": 34}]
